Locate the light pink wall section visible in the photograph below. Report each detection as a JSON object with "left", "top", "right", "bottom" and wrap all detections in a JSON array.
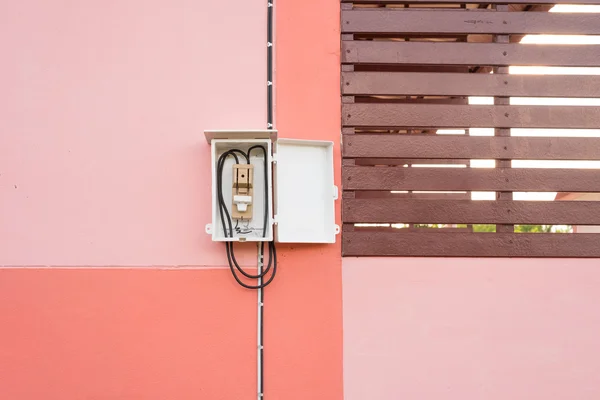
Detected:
[
  {"left": 0, "top": 0, "right": 265, "bottom": 266},
  {"left": 0, "top": 2, "right": 266, "bottom": 398},
  {"left": 343, "top": 257, "right": 600, "bottom": 400}
]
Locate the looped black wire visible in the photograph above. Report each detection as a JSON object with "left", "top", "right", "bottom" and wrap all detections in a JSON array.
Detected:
[
  {"left": 217, "top": 148, "right": 276, "bottom": 289},
  {"left": 217, "top": 150, "right": 273, "bottom": 279},
  {"left": 226, "top": 241, "right": 276, "bottom": 290}
]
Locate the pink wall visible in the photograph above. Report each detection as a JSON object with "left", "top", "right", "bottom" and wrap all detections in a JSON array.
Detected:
[
  {"left": 0, "top": 0, "right": 265, "bottom": 266},
  {"left": 3, "top": 1, "right": 595, "bottom": 399},
  {"left": 0, "top": 1, "right": 265, "bottom": 398},
  {"left": 0, "top": 0, "right": 343, "bottom": 399},
  {"left": 0, "top": 268, "right": 258, "bottom": 399},
  {"left": 268, "top": 0, "right": 343, "bottom": 398},
  {"left": 343, "top": 257, "right": 600, "bottom": 400}
]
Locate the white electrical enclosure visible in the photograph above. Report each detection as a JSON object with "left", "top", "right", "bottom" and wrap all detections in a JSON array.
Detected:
[
  {"left": 207, "top": 133, "right": 274, "bottom": 242},
  {"left": 204, "top": 130, "right": 339, "bottom": 244}
]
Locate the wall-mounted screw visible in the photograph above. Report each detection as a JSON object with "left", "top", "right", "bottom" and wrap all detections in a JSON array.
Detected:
[
  {"left": 505, "top": 113, "right": 509, "bottom": 117},
  {"left": 503, "top": 51, "right": 507, "bottom": 56}
]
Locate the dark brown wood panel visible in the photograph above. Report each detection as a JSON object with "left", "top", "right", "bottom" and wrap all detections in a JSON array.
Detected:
[
  {"left": 343, "top": 166, "right": 600, "bottom": 192},
  {"left": 343, "top": 199, "right": 600, "bottom": 224},
  {"left": 343, "top": 104, "right": 600, "bottom": 128},
  {"left": 342, "top": 72, "right": 600, "bottom": 98},
  {"left": 343, "top": 10, "right": 600, "bottom": 35},
  {"left": 341, "top": 1, "right": 600, "bottom": 258},
  {"left": 342, "top": 41, "right": 600, "bottom": 67},
  {"left": 343, "top": 135, "right": 600, "bottom": 160},
  {"left": 342, "top": 231, "right": 600, "bottom": 257}
]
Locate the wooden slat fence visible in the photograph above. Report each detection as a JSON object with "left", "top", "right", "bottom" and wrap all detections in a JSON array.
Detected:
[{"left": 341, "top": 0, "right": 600, "bottom": 257}]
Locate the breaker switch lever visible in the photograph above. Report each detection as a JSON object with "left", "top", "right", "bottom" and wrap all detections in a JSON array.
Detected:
[{"left": 232, "top": 164, "right": 254, "bottom": 220}]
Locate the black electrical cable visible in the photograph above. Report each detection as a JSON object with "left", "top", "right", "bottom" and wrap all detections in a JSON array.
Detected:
[
  {"left": 263, "top": 1, "right": 274, "bottom": 397},
  {"left": 217, "top": 150, "right": 273, "bottom": 280},
  {"left": 216, "top": 149, "right": 276, "bottom": 289}
]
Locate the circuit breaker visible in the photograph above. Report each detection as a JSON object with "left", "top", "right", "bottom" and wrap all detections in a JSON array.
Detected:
[{"left": 204, "top": 130, "right": 339, "bottom": 243}]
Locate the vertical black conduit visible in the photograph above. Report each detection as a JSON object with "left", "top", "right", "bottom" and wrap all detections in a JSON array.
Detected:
[{"left": 259, "top": 1, "right": 274, "bottom": 399}]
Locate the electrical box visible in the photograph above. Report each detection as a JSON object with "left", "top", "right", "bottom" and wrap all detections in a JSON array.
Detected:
[{"left": 204, "top": 130, "right": 339, "bottom": 243}]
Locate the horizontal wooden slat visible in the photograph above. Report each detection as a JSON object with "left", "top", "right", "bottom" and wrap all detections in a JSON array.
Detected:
[
  {"left": 343, "top": 135, "right": 600, "bottom": 160},
  {"left": 342, "top": 10, "right": 600, "bottom": 35},
  {"left": 342, "top": 0, "right": 600, "bottom": 4},
  {"left": 342, "top": 231, "right": 600, "bottom": 257},
  {"left": 354, "top": 65, "right": 471, "bottom": 73},
  {"left": 355, "top": 158, "right": 469, "bottom": 165},
  {"left": 343, "top": 199, "right": 600, "bottom": 224},
  {"left": 352, "top": 96, "right": 469, "bottom": 104},
  {"left": 343, "top": 166, "right": 600, "bottom": 192},
  {"left": 353, "top": 225, "right": 472, "bottom": 232},
  {"left": 353, "top": 191, "right": 471, "bottom": 199},
  {"left": 342, "top": 41, "right": 600, "bottom": 67},
  {"left": 343, "top": 104, "right": 600, "bottom": 128},
  {"left": 342, "top": 72, "right": 600, "bottom": 98}
]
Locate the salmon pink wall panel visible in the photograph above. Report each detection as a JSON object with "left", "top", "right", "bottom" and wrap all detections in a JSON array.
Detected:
[
  {"left": 0, "top": 0, "right": 265, "bottom": 266},
  {"left": 343, "top": 257, "right": 600, "bottom": 400},
  {"left": 0, "top": 268, "right": 256, "bottom": 399},
  {"left": 268, "top": 0, "right": 343, "bottom": 398}
]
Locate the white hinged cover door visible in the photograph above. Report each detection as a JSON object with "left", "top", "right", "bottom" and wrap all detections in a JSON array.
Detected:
[{"left": 274, "top": 138, "right": 339, "bottom": 243}]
